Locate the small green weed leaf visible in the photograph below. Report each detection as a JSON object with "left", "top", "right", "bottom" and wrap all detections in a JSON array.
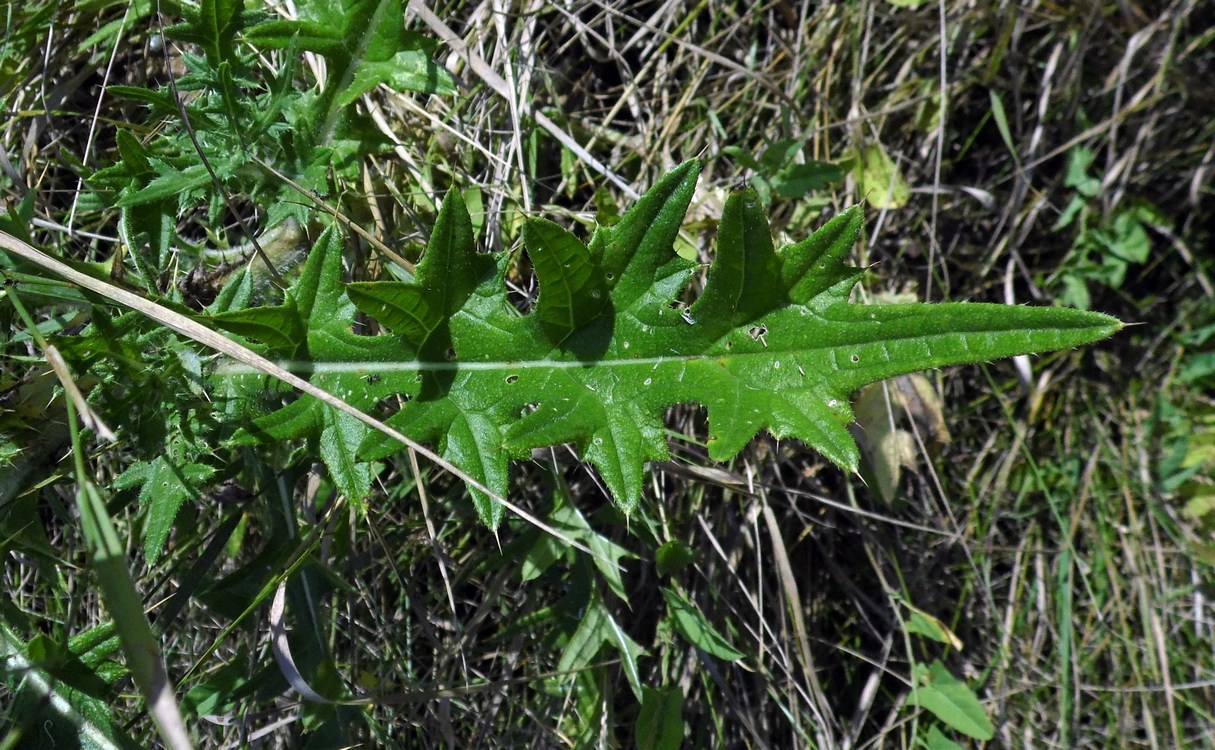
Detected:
[
  {"left": 1178, "top": 352, "right": 1215, "bottom": 386},
  {"left": 320, "top": 407, "right": 373, "bottom": 504},
  {"left": 118, "top": 162, "right": 212, "bottom": 208},
  {"left": 902, "top": 604, "right": 963, "bottom": 650},
  {"left": 721, "top": 145, "right": 762, "bottom": 171},
  {"left": 1183, "top": 490, "right": 1215, "bottom": 522},
  {"left": 521, "top": 478, "right": 631, "bottom": 590},
  {"left": 521, "top": 532, "right": 564, "bottom": 583},
  {"left": 607, "top": 605, "right": 646, "bottom": 700},
  {"left": 338, "top": 48, "right": 457, "bottom": 105},
  {"left": 1100, "top": 209, "right": 1151, "bottom": 264},
  {"left": 114, "top": 129, "right": 152, "bottom": 176},
  {"left": 78, "top": 0, "right": 154, "bottom": 51},
  {"left": 636, "top": 685, "right": 686, "bottom": 750},
  {"left": 908, "top": 660, "right": 995, "bottom": 740},
  {"left": 662, "top": 587, "right": 745, "bottom": 661},
  {"left": 246, "top": 0, "right": 454, "bottom": 146},
  {"left": 988, "top": 90, "right": 1016, "bottom": 159},
  {"left": 167, "top": 0, "right": 246, "bottom": 67},
  {"left": 855, "top": 144, "right": 910, "bottom": 209},
  {"left": 1189, "top": 540, "right": 1215, "bottom": 568},
  {"left": 774, "top": 161, "right": 845, "bottom": 198},
  {"left": 1050, "top": 147, "right": 1161, "bottom": 308},
  {"left": 1063, "top": 146, "right": 1101, "bottom": 197},
  {"left": 923, "top": 725, "right": 965, "bottom": 750},
  {"left": 107, "top": 86, "right": 223, "bottom": 131},
  {"left": 115, "top": 456, "right": 216, "bottom": 562},
  {"left": 655, "top": 539, "right": 695, "bottom": 577},
  {"left": 558, "top": 590, "right": 608, "bottom": 674},
  {"left": 551, "top": 501, "right": 632, "bottom": 601},
  {"left": 558, "top": 588, "right": 644, "bottom": 699},
  {"left": 243, "top": 18, "right": 344, "bottom": 55},
  {"left": 761, "top": 139, "right": 802, "bottom": 170},
  {"left": 724, "top": 141, "right": 843, "bottom": 203},
  {"left": 242, "top": 160, "right": 1118, "bottom": 525},
  {"left": 211, "top": 298, "right": 307, "bottom": 355}
]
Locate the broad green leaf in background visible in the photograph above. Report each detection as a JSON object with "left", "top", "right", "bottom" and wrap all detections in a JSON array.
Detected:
[
  {"left": 517, "top": 479, "right": 632, "bottom": 599},
  {"left": 551, "top": 502, "right": 633, "bottom": 601},
  {"left": 854, "top": 144, "right": 910, "bottom": 209},
  {"left": 723, "top": 140, "right": 844, "bottom": 205},
  {"left": 557, "top": 589, "right": 645, "bottom": 700},
  {"left": 655, "top": 540, "right": 695, "bottom": 577},
  {"left": 901, "top": 600, "right": 964, "bottom": 650},
  {"left": 232, "top": 159, "right": 1119, "bottom": 527},
  {"left": 852, "top": 371, "right": 950, "bottom": 505},
  {"left": 924, "top": 725, "right": 965, "bottom": 750},
  {"left": 908, "top": 660, "right": 995, "bottom": 740},
  {"left": 774, "top": 161, "right": 846, "bottom": 198},
  {"left": 636, "top": 684, "right": 686, "bottom": 750},
  {"left": 661, "top": 587, "right": 744, "bottom": 661}
]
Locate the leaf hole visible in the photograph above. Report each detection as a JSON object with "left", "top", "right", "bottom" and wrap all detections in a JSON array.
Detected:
[
  {"left": 378, "top": 394, "right": 410, "bottom": 411},
  {"left": 444, "top": 347, "right": 457, "bottom": 361},
  {"left": 850, "top": 353, "right": 860, "bottom": 363},
  {"left": 505, "top": 374, "right": 519, "bottom": 385},
  {"left": 605, "top": 271, "right": 616, "bottom": 281}
]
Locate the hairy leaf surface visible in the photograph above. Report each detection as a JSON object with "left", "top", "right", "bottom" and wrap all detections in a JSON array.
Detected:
[{"left": 241, "top": 160, "right": 1120, "bottom": 525}]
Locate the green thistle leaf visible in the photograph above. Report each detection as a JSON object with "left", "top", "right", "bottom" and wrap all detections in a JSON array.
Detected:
[{"left": 242, "top": 159, "right": 1121, "bottom": 526}]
